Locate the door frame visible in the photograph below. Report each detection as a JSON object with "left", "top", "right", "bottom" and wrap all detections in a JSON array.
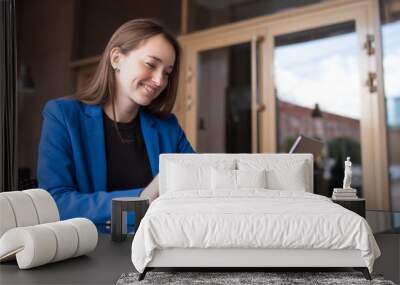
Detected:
[{"left": 177, "top": 0, "right": 389, "bottom": 210}]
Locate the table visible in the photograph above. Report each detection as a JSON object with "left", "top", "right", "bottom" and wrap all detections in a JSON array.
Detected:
[{"left": 0, "top": 228, "right": 133, "bottom": 285}]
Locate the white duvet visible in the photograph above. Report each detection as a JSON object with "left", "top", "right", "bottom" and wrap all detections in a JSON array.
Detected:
[{"left": 131, "top": 190, "right": 380, "bottom": 273}]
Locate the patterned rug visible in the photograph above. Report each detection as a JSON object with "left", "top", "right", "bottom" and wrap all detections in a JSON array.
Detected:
[{"left": 116, "top": 271, "right": 396, "bottom": 285}]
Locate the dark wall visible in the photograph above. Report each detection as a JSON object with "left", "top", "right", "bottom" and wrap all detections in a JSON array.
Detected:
[
  {"left": 73, "top": 0, "right": 181, "bottom": 59},
  {"left": 16, "top": 0, "right": 75, "bottom": 179}
]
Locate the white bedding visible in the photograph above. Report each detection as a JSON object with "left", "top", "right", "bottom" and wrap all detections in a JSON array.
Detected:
[{"left": 131, "top": 190, "right": 380, "bottom": 273}]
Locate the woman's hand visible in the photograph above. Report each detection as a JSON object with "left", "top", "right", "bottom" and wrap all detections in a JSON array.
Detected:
[{"left": 140, "top": 175, "right": 159, "bottom": 203}]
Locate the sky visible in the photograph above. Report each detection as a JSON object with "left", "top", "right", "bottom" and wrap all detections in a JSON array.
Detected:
[{"left": 273, "top": 21, "right": 400, "bottom": 122}]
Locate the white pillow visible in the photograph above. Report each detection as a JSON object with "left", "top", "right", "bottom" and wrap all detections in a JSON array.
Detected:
[
  {"left": 238, "top": 159, "right": 307, "bottom": 191},
  {"left": 167, "top": 162, "right": 210, "bottom": 191},
  {"left": 211, "top": 168, "right": 236, "bottom": 190},
  {"left": 211, "top": 169, "right": 267, "bottom": 190},
  {"left": 166, "top": 160, "right": 235, "bottom": 192},
  {"left": 237, "top": 169, "right": 267, "bottom": 188},
  {"left": 267, "top": 162, "right": 306, "bottom": 191}
]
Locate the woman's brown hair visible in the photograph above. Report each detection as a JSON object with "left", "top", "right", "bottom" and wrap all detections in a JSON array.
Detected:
[{"left": 74, "top": 18, "right": 180, "bottom": 116}]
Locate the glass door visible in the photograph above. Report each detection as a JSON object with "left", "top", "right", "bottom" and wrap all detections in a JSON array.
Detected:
[
  {"left": 263, "top": 1, "right": 389, "bottom": 204},
  {"left": 275, "top": 21, "right": 363, "bottom": 197}
]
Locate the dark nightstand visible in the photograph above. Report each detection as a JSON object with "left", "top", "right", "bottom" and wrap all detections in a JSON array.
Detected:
[{"left": 331, "top": 198, "right": 366, "bottom": 218}]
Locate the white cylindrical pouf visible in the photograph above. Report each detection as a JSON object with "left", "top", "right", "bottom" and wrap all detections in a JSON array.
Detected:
[
  {"left": 0, "top": 196, "right": 17, "bottom": 237},
  {"left": 23, "top": 189, "right": 60, "bottom": 223},
  {"left": 0, "top": 226, "right": 57, "bottom": 269},
  {"left": 0, "top": 192, "right": 39, "bottom": 227},
  {"left": 66, "top": 218, "right": 98, "bottom": 257},
  {"left": 42, "top": 221, "right": 79, "bottom": 262}
]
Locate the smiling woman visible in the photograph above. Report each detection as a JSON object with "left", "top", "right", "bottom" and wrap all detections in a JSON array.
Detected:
[
  {"left": 37, "top": 19, "right": 194, "bottom": 225},
  {"left": 106, "top": 33, "right": 176, "bottom": 119}
]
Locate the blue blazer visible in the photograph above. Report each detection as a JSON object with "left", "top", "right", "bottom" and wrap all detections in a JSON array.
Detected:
[{"left": 37, "top": 98, "right": 194, "bottom": 224}]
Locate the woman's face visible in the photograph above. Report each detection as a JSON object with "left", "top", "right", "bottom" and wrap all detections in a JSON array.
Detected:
[{"left": 111, "top": 34, "right": 175, "bottom": 106}]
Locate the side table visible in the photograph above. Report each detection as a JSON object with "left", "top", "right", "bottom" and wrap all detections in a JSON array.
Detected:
[
  {"left": 112, "top": 197, "right": 149, "bottom": 242},
  {"left": 331, "top": 198, "right": 365, "bottom": 218}
]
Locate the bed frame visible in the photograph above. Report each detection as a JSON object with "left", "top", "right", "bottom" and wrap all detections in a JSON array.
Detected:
[{"left": 139, "top": 248, "right": 371, "bottom": 280}]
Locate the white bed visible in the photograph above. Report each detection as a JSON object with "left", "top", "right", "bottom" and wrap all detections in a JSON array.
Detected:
[{"left": 131, "top": 154, "right": 380, "bottom": 280}]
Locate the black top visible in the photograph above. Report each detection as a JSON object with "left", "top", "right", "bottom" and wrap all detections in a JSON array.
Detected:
[{"left": 103, "top": 112, "right": 153, "bottom": 191}]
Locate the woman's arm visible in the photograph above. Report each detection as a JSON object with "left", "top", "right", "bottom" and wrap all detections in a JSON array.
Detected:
[
  {"left": 37, "top": 101, "right": 142, "bottom": 224},
  {"left": 140, "top": 175, "right": 159, "bottom": 203}
]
